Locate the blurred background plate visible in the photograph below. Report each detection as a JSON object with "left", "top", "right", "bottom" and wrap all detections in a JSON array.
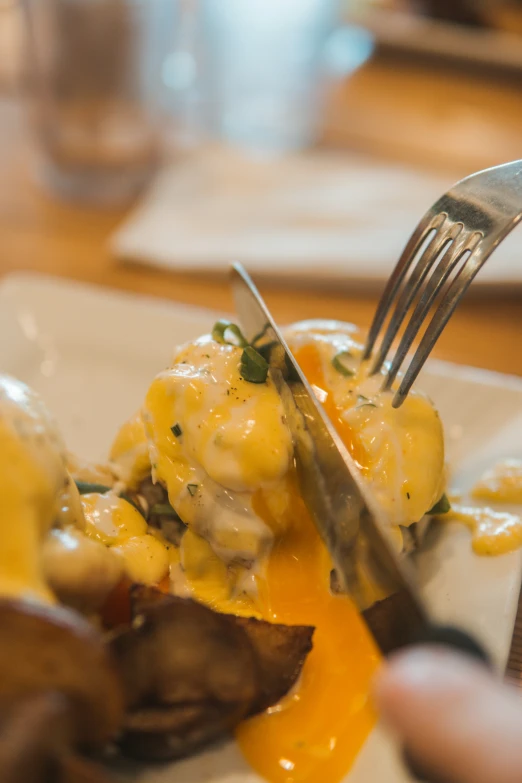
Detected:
[
  {"left": 111, "top": 146, "right": 522, "bottom": 293},
  {"left": 355, "top": 8, "right": 522, "bottom": 73}
]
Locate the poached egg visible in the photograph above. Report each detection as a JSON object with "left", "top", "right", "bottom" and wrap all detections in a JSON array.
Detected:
[{"left": 110, "top": 319, "right": 446, "bottom": 782}]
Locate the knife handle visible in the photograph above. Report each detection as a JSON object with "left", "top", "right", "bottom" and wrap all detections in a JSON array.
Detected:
[
  {"left": 403, "top": 623, "right": 490, "bottom": 782},
  {"left": 413, "top": 622, "right": 490, "bottom": 666}
]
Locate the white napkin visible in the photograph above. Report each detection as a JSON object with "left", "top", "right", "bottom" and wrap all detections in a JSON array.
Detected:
[{"left": 111, "top": 147, "right": 520, "bottom": 289}]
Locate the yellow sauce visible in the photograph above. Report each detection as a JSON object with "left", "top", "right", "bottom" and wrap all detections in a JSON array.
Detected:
[
  {"left": 0, "top": 376, "right": 67, "bottom": 603},
  {"left": 442, "top": 504, "right": 522, "bottom": 556},
  {"left": 81, "top": 492, "right": 170, "bottom": 585},
  {"left": 472, "top": 460, "right": 522, "bottom": 504}
]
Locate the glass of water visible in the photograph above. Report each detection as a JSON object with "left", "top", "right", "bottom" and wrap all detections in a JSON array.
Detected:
[
  {"left": 22, "top": 0, "right": 178, "bottom": 205},
  {"left": 200, "top": 0, "right": 341, "bottom": 155}
]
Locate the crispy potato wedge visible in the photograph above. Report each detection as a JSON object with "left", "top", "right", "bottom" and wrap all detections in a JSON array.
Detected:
[{"left": 111, "top": 588, "right": 314, "bottom": 761}]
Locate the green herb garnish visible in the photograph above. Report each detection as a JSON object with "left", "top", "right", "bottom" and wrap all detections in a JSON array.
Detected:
[
  {"left": 75, "top": 481, "right": 111, "bottom": 495},
  {"left": 171, "top": 423, "right": 183, "bottom": 438},
  {"left": 74, "top": 481, "right": 143, "bottom": 515},
  {"left": 240, "top": 346, "right": 269, "bottom": 384},
  {"left": 150, "top": 503, "right": 179, "bottom": 518},
  {"left": 212, "top": 319, "right": 248, "bottom": 348},
  {"left": 356, "top": 394, "right": 377, "bottom": 409},
  {"left": 187, "top": 483, "right": 198, "bottom": 497},
  {"left": 427, "top": 493, "right": 451, "bottom": 515},
  {"left": 332, "top": 351, "right": 355, "bottom": 378}
]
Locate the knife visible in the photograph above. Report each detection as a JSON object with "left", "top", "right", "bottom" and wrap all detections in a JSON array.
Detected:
[
  {"left": 231, "top": 262, "right": 489, "bottom": 781},
  {"left": 231, "top": 262, "right": 487, "bottom": 658}
]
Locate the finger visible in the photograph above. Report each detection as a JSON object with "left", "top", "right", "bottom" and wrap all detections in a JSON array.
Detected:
[{"left": 374, "top": 646, "right": 522, "bottom": 783}]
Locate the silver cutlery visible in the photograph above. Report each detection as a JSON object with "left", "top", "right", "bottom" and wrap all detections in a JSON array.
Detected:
[{"left": 364, "top": 159, "right": 522, "bottom": 407}]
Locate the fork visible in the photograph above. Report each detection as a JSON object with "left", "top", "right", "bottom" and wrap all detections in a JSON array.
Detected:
[{"left": 363, "top": 159, "right": 522, "bottom": 408}]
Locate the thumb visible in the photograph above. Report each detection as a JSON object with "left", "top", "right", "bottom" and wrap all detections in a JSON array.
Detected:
[{"left": 373, "top": 646, "right": 522, "bottom": 783}]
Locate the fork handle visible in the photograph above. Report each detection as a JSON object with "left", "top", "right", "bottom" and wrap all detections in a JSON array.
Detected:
[
  {"left": 412, "top": 623, "right": 490, "bottom": 664},
  {"left": 402, "top": 623, "right": 490, "bottom": 782}
]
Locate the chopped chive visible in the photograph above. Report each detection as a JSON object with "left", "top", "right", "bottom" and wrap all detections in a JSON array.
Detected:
[
  {"left": 187, "top": 483, "right": 198, "bottom": 497},
  {"left": 240, "top": 346, "right": 269, "bottom": 384},
  {"left": 75, "top": 480, "right": 111, "bottom": 495},
  {"left": 356, "top": 394, "right": 377, "bottom": 409},
  {"left": 427, "top": 493, "right": 451, "bottom": 515},
  {"left": 150, "top": 502, "right": 179, "bottom": 518},
  {"left": 171, "top": 423, "right": 183, "bottom": 438},
  {"left": 332, "top": 351, "right": 355, "bottom": 377},
  {"left": 251, "top": 322, "right": 271, "bottom": 346},
  {"left": 74, "top": 481, "right": 144, "bottom": 516},
  {"left": 211, "top": 319, "right": 248, "bottom": 348}
]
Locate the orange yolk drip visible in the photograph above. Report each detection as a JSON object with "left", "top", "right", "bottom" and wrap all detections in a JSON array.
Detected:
[
  {"left": 294, "top": 344, "right": 367, "bottom": 473},
  {"left": 236, "top": 344, "right": 380, "bottom": 782}
]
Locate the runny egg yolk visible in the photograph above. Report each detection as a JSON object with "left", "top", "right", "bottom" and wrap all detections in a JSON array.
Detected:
[
  {"left": 236, "top": 483, "right": 379, "bottom": 783},
  {"left": 234, "top": 343, "right": 384, "bottom": 782}
]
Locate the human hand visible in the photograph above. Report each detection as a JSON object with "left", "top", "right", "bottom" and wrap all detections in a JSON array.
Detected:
[{"left": 374, "top": 647, "right": 522, "bottom": 783}]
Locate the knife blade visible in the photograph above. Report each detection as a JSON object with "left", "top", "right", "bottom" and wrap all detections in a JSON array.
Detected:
[{"left": 231, "top": 262, "right": 489, "bottom": 663}]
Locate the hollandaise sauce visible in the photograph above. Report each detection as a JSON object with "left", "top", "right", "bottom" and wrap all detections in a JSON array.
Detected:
[
  {"left": 0, "top": 376, "right": 67, "bottom": 604},
  {"left": 441, "top": 504, "right": 522, "bottom": 556}
]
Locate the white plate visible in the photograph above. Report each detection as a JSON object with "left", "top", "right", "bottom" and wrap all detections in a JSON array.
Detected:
[{"left": 1, "top": 272, "right": 522, "bottom": 783}]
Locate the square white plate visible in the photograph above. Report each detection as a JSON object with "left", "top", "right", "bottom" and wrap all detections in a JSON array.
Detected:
[{"left": 2, "top": 272, "right": 522, "bottom": 783}]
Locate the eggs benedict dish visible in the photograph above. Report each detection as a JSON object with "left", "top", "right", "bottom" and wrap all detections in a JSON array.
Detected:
[{"left": 108, "top": 318, "right": 447, "bottom": 783}]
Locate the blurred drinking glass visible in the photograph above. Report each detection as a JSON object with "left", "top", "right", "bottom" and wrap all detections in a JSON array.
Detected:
[
  {"left": 200, "top": 0, "right": 344, "bottom": 155},
  {"left": 21, "top": 0, "right": 178, "bottom": 205}
]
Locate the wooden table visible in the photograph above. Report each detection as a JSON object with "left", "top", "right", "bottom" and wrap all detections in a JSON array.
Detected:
[{"left": 1, "top": 52, "right": 522, "bottom": 376}]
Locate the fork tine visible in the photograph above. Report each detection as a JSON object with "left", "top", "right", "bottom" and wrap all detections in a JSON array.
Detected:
[
  {"left": 370, "top": 220, "right": 464, "bottom": 374},
  {"left": 392, "top": 239, "right": 486, "bottom": 408},
  {"left": 362, "top": 212, "right": 445, "bottom": 361},
  {"left": 382, "top": 229, "right": 481, "bottom": 392}
]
